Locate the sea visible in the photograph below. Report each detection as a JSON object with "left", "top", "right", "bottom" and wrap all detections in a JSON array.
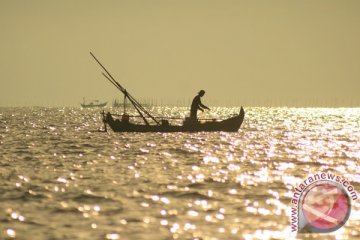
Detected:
[{"left": 0, "top": 106, "right": 359, "bottom": 240}]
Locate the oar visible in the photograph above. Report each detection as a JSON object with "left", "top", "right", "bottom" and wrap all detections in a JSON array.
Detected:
[{"left": 97, "top": 110, "right": 108, "bottom": 132}]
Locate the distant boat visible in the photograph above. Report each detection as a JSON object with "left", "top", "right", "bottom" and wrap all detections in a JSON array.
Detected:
[
  {"left": 81, "top": 99, "right": 107, "bottom": 108},
  {"left": 112, "top": 99, "right": 152, "bottom": 108},
  {"left": 112, "top": 99, "right": 132, "bottom": 108},
  {"left": 112, "top": 99, "right": 122, "bottom": 108},
  {"left": 90, "top": 52, "right": 245, "bottom": 133}
]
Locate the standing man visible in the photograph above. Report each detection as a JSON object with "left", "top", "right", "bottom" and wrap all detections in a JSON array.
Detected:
[{"left": 190, "top": 90, "right": 210, "bottom": 119}]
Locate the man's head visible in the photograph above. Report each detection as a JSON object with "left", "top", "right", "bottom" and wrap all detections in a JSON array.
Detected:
[{"left": 198, "top": 90, "right": 205, "bottom": 97}]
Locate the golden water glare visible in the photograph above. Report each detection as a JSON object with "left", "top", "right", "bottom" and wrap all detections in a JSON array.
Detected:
[{"left": 0, "top": 107, "right": 359, "bottom": 239}]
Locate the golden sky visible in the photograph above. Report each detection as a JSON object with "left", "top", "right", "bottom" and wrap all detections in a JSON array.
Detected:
[{"left": 1, "top": 0, "right": 359, "bottom": 107}]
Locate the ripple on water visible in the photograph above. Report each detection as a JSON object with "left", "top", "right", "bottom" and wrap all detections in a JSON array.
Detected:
[{"left": 0, "top": 107, "right": 359, "bottom": 239}]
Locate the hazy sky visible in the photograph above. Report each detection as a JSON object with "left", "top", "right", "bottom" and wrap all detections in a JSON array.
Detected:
[{"left": 1, "top": 0, "right": 359, "bottom": 107}]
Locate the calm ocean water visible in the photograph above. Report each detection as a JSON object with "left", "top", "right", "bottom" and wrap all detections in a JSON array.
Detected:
[{"left": 0, "top": 107, "right": 359, "bottom": 240}]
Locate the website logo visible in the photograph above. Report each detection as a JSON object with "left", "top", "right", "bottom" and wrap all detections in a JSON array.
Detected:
[{"left": 290, "top": 173, "right": 357, "bottom": 233}]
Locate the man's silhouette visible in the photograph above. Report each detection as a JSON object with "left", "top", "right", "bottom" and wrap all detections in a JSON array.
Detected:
[{"left": 190, "top": 90, "right": 210, "bottom": 119}]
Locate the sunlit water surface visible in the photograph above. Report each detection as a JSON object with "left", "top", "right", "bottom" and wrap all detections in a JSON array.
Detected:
[{"left": 0, "top": 107, "right": 359, "bottom": 240}]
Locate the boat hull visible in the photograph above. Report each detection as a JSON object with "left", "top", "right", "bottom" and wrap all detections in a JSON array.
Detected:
[
  {"left": 105, "top": 107, "right": 245, "bottom": 133},
  {"left": 81, "top": 102, "right": 107, "bottom": 108}
]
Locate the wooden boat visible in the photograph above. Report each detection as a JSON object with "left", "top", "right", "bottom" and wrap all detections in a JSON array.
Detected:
[
  {"left": 81, "top": 102, "right": 107, "bottom": 108},
  {"left": 90, "top": 52, "right": 245, "bottom": 133},
  {"left": 103, "top": 107, "right": 244, "bottom": 132},
  {"left": 81, "top": 99, "right": 107, "bottom": 108}
]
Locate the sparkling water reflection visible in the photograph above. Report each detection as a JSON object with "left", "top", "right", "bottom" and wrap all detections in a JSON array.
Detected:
[{"left": 0, "top": 107, "right": 359, "bottom": 239}]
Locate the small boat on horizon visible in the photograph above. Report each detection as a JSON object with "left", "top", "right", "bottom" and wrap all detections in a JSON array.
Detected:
[
  {"left": 81, "top": 99, "right": 107, "bottom": 108},
  {"left": 112, "top": 99, "right": 152, "bottom": 108},
  {"left": 90, "top": 52, "right": 245, "bottom": 133}
]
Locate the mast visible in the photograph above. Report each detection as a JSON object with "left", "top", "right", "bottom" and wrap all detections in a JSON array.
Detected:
[
  {"left": 90, "top": 52, "right": 160, "bottom": 126},
  {"left": 101, "top": 72, "right": 149, "bottom": 125}
]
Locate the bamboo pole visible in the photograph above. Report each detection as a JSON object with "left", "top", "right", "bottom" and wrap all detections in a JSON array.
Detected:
[{"left": 90, "top": 52, "right": 159, "bottom": 125}]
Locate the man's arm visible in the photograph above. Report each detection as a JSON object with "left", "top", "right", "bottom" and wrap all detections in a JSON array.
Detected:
[
  {"left": 198, "top": 98, "right": 210, "bottom": 110},
  {"left": 199, "top": 103, "right": 210, "bottom": 110}
]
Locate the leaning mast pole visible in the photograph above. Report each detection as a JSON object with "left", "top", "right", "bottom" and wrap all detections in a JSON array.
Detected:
[
  {"left": 90, "top": 52, "right": 160, "bottom": 125},
  {"left": 101, "top": 72, "right": 149, "bottom": 125}
]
